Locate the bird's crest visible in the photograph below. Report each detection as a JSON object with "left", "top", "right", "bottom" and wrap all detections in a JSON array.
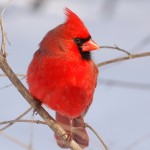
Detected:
[{"left": 64, "top": 7, "right": 90, "bottom": 38}]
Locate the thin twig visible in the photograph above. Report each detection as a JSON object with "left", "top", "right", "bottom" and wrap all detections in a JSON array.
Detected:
[
  {"left": 85, "top": 123, "right": 108, "bottom": 150},
  {"left": 101, "top": 45, "right": 131, "bottom": 56},
  {"left": 0, "top": 15, "right": 6, "bottom": 57},
  {"left": 1, "top": 0, "right": 13, "bottom": 16},
  {"left": 0, "top": 76, "right": 26, "bottom": 90},
  {"left": 0, "top": 77, "right": 26, "bottom": 90},
  {"left": 0, "top": 74, "right": 26, "bottom": 90},
  {"left": 0, "top": 119, "right": 47, "bottom": 126},
  {"left": 0, "top": 0, "right": 12, "bottom": 57},
  {"left": 0, "top": 107, "right": 32, "bottom": 131},
  {"left": 97, "top": 52, "right": 150, "bottom": 67}
]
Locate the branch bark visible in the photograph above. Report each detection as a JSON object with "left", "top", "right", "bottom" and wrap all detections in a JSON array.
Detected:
[{"left": 0, "top": 55, "right": 82, "bottom": 150}]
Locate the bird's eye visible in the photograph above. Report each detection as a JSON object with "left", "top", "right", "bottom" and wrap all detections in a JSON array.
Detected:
[{"left": 74, "top": 38, "right": 82, "bottom": 45}]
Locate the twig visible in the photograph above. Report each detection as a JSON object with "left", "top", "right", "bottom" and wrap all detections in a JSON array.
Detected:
[
  {"left": 85, "top": 123, "right": 108, "bottom": 150},
  {"left": 101, "top": 45, "right": 131, "bottom": 56},
  {"left": 0, "top": 119, "right": 47, "bottom": 126},
  {"left": 0, "top": 74, "right": 26, "bottom": 90},
  {"left": 97, "top": 52, "right": 150, "bottom": 67},
  {"left": 0, "top": 0, "right": 12, "bottom": 57},
  {"left": 0, "top": 107, "right": 32, "bottom": 131},
  {"left": 0, "top": 131, "right": 35, "bottom": 150},
  {"left": 0, "top": 76, "right": 26, "bottom": 90},
  {"left": 0, "top": 15, "right": 6, "bottom": 57},
  {"left": 0, "top": 0, "right": 13, "bottom": 16}
]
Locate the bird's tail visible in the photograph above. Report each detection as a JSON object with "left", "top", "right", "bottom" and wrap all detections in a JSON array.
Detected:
[{"left": 54, "top": 112, "right": 89, "bottom": 149}]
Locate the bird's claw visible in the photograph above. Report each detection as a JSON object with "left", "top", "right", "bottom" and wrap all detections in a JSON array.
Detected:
[{"left": 32, "top": 99, "right": 42, "bottom": 116}]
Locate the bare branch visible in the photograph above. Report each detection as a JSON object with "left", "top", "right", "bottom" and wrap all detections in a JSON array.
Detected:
[
  {"left": 0, "top": 119, "right": 108, "bottom": 150},
  {"left": 85, "top": 123, "right": 108, "bottom": 150},
  {"left": 0, "top": 119, "right": 47, "bottom": 126},
  {"left": 0, "top": 0, "right": 12, "bottom": 57},
  {"left": 1, "top": 0, "right": 13, "bottom": 16},
  {"left": 0, "top": 76, "right": 25, "bottom": 89},
  {"left": 0, "top": 74, "right": 26, "bottom": 90},
  {"left": 97, "top": 52, "right": 150, "bottom": 67},
  {"left": 101, "top": 45, "right": 131, "bottom": 56},
  {"left": 0, "top": 107, "right": 32, "bottom": 131},
  {"left": 0, "top": 15, "right": 6, "bottom": 57}
]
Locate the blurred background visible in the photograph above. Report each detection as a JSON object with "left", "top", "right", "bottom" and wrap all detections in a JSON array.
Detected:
[{"left": 0, "top": 0, "right": 150, "bottom": 150}]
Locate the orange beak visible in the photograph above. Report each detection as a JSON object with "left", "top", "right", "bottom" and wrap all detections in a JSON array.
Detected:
[{"left": 81, "top": 39, "right": 100, "bottom": 52}]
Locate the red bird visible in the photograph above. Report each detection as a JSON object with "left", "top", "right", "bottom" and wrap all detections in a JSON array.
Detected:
[{"left": 27, "top": 8, "right": 99, "bottom": 149}]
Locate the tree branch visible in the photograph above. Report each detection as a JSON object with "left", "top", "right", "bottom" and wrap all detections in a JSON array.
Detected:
[
  {"left": 0, "top": 15, "right": 6, "bottom": 57},
  {"left": 85, "top": 123, "right": 108, "bottom": 150},
  {"left": 101, "top": 45, "right": 131, "bottom": 56},
  {"left": 0, "top": 119, "right": 47, "bottom": 126},
  {"left": 0, "top": 119, "right": 108, "bottom": 150},
  {"left": 97, "top": 52, "right": 150, "bottom": 67}
]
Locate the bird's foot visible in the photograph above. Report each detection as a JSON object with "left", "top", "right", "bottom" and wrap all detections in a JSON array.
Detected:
[
  {"left": 55, "top": 131, "right": 72, "bottom": 148},
  {"left": 62, "top": 131, "right": 72, "bottom": 141},
  {"left": 32, "top": 99, "right": 42, "bottom": 115}
]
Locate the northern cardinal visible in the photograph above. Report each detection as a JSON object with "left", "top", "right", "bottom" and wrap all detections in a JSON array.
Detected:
[{"left": 27, "top": 8, "right": 99, "bottom": 149}]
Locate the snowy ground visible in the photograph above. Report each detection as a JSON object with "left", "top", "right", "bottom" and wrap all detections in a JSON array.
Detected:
[{"left": 0, "top": 0, "right": 150, "bottom": 150}]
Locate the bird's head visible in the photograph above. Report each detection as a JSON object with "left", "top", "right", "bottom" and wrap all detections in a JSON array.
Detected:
[
  {"left": 60, "top": 8, "right": 99, "bottom": 60},
  {"left": 40, "top": 8, "right": 99, "bottom": 60}
]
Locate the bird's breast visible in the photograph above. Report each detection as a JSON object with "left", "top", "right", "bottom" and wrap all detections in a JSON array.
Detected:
[{"left": 27, "top": 54, "right": 98, "bottom": 118}]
